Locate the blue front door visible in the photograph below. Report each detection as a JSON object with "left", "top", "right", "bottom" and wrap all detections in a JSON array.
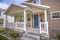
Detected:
[{"left": 34, "top": 15, "right": 39, "bottom": 28}]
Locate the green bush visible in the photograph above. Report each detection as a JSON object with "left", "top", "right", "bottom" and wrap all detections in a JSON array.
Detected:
[
  {"left": 0, "top": 35, "right": 9, "bottom": 40},
  {"left": 56, "top": 34, "right": 60, "bottom": 39},
  {"left": 10, "top": 32, "right": 19, "bottom": 38},
  {"left": 0, "top": 29, "right": 5, "bottom": 33}
]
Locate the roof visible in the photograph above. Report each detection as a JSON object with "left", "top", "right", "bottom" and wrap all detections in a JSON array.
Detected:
[
  {"left": 11, "top": 3, "right": 27, "bottom": 8},
  {"left": 4, "top": 4, "right": 28, "bottom": 14},
  {"left": 4, "top": 3, "right": 50, "bottom": 15},
  {"left": 24, "top": 2, "right": 50, "bottom": 9}
]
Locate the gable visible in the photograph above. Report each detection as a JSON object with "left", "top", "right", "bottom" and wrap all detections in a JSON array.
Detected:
[{"left": 5, "top": 4, "right": 26, "bottom": 15}]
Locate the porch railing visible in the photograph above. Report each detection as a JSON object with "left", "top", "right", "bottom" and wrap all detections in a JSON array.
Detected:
[
  {"left": 0, "top": 24, "right": 3, "bottom": 28},
  {"left": 6, "top": 22, "right": 24, "bottom": 30},
  {"left": 40, "top": 22, "right": 48, "bottom": 35}
]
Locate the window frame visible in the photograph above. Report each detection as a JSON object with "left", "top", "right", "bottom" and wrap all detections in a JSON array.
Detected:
[
  {"left": 14, "top": 15, "right": 24, "bottom": 22},
  {"left": 51, "top": 11, "right": 60, "bottom": 19}
]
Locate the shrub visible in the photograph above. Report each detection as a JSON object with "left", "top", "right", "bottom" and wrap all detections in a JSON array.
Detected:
[
  {"left": 0, "top": 29, "right": 5, "bottom": 33},
  {"left": 10, "top": 32, "right": 19, "bottom": 38},
  {"left": 0, "top": 35, "right": 9, "bottom": 40},
  {"left": 56, "top": 34, "right": 60, "bottom": 39}
]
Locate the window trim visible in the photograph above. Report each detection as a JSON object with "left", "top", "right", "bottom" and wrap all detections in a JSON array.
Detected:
[{"left": 51, "top": 11, "right": 60, "bottom": 19}]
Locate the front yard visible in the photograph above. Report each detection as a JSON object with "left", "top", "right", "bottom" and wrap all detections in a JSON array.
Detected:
[
  {"left": 0, "top": 35, "right": 9, "bottom": 40},
  {"left": 0, "top": 28, "right": 60, "bottom": 40},
  {"left": 0, "top": 28, "right": 24, "bottom": 40}
]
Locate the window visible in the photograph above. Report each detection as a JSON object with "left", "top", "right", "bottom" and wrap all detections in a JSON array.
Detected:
[
  {"left": 51, "top": 11, "right": 60, "bottom": 19},
  {"left": 33, "top": 0, "right": 40, "bottom": 4},
  {"left": 0, "top": 19, "right": 3, "bottom": 24},
  {"left": 15, "top": 14, "right": 24, "bottom": 22}
]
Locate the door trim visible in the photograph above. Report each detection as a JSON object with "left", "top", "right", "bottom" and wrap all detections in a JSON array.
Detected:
[{"left": 33, "top": 14, "right": 40, "bottom": 27}]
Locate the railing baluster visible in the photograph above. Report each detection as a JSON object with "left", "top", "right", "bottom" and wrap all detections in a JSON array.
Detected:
[
  {"left": 40, "top": 22, "right": 48, "bottom": 35},
  {"left": 6, "top": 22, "right": 24, "bottom": 30},
  {"left": 40, "top": 22, "right": 41, "bottom": 34}
]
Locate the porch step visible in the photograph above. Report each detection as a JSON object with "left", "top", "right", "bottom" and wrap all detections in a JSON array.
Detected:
[
  {"left": 21, "top": 32, "right": 49, "bottom": 40},
  {"left": 40, "top": 33, "right": 49, "bottom": 40},
  {"left": 27, "top": 32, "right": 40, "bottom": 37},
  {"left": 21, "top": 32, "right": 40, "bottom": 40},
  {"left": 26, "top": 28, "right": 40, "bottom": 33},
  {"left": 24, "top": 33, "right": 40, "bottom": 39}
]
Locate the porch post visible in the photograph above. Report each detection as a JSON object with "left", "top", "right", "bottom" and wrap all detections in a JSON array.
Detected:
[
  {"left": 24, "top": 9, "right": 26, "bottom": 31},
  {"left": 4, "top": 15, "right": 6, "bottom": 28},
  {"left": 44, "top": 9, "right": 47, "bottom": 22},
  {"left": 5, "top": 14, "right": 7, "bottom": 28},
  {"left": 6, "top": 15, "right": 7, "bottom": 27},
  {"left": 44, "top": 9, "right": 48, "bottom": 35}
]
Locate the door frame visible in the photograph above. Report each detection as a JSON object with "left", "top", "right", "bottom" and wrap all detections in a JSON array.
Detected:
[{"left": 33, "top": 13, "right": 40, "bottom": 28}]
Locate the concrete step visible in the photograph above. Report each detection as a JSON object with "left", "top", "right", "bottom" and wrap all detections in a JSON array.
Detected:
[
  {"left": 21, "top": 32, "right": 49, "bottom": 40},
  {"left": 26, "top": 28, "right": 40, "bottom": 33},
  {"left": 27, "top": 32, "right": 40, "bottom": 36},
  {"left": 21, "top": 32, "right": 40, "bottom": 40},
  {"left": 40, "top": 33, "right": 49, "bottom": 40},
  {"left": 21, "top": 35, "right": 39, "bottom": 40},
  {"left": 24, "top": 34, "right": 40, "bottom": 39}
]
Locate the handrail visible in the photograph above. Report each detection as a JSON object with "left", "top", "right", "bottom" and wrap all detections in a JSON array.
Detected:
[
  {"left": 40, "top": 22, "right": 48, "bottom": 35},
  {"left": 6, "top": 22, "right": 24, "bottom": 30}
]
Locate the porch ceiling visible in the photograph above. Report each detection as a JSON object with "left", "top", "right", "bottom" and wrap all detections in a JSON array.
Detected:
[{"left": 4, "top": 4, "right": 27, "bottom": 15}]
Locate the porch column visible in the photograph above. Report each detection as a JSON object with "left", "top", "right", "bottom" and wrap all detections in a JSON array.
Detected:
[
  {"left": 6, "top": 15, "right": 7, "bottom": 27},
  {"left": 5, "top": 14, "right": 7, "bottom": 28},
  {"left": 4, "top": 15, "right": 6, "bottom": 28},
  {"left": 24, "top": 10, "right": 26, "bottom": 31},
  {"left": 44, "top": 9, "right": 49, "bottom": 35},
  {"left": 44, "top": 9, "right": 47, "bottom": 22}
]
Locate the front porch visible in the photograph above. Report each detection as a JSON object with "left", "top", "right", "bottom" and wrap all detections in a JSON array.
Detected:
[{"left": 4, "top": 3, "right": 50, "bottom": 35}]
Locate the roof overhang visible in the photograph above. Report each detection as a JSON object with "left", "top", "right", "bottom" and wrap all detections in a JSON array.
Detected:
[
  {"left": 4, "top": 3, "right": 50, "bottom": 16},
  {"left": 24, "top": 3, "right": 50, "bottom": 9},
  {"left": 23, "top": 3, "right": 50, "bottom": 13},
  {"left": 4, "top": 4, "right": 27, "bottom": 15}
]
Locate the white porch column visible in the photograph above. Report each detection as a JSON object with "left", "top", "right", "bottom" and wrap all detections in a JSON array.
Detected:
[
  {"left": 5, "top": 15, "right": 7, "bottom": 27},
  {"left": 4, "top": 15, "right": 6, "bottom": 28},
  {"left": 4, "top": 14, "right": 8, "bottom": 28},
  {"left": 24, "top": 10, "right": 26, "bottom": 31},
  {"left": 44, "top": 9, "right": 47, "bottom": 22},
  {"left": 44, "top": 9, "right": 49, "bottom": 35}
]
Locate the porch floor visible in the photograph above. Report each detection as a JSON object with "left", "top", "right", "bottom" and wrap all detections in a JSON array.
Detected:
[{"left": 26, "top": 27, "right": 40, "bottom": 33}]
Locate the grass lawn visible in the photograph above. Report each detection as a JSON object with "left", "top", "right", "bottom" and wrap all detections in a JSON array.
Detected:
[
  {"left": 10, "top": 32, "right": 19, "bottom": 38},
  {"left": 0, "top": 29, "right": 5, "bottom": 33},
  {"left": 0, "top": 28, "right": 23, "bottom": 40},
  {"left": 0, "top": 35, "right": 9, "bottom": 40}
]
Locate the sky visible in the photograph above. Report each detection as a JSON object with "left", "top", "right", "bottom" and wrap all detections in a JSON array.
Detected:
[{"left": 0, "top": 0, "right": 27, "bottom": 5}]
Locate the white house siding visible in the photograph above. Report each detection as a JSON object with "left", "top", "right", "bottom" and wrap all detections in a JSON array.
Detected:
[
  {"left": 0, "top": 10, "right": 5, "bottom": 27},
  {"left": 0, "top": 3, "right": 8, "bottom": 28},
  {"left": 0, "top": 9, "right": 15, "bottom": 28},
  {"left": 0, "top": 9, "right": 14, "bottom": 28}
]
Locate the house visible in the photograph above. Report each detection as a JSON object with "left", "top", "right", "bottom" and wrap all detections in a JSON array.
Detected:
[
  {"left": 4, "top": 0, "right": 60, "bottom": 39},
  {"left": 0, "top": 3, "right": 8, "bottom": 28},
  {"left": 40, "top": 0, "right": 60, "bottom": 38},
  {"left": 25, "top": 0, "right": 60, "bottom": 38}
]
